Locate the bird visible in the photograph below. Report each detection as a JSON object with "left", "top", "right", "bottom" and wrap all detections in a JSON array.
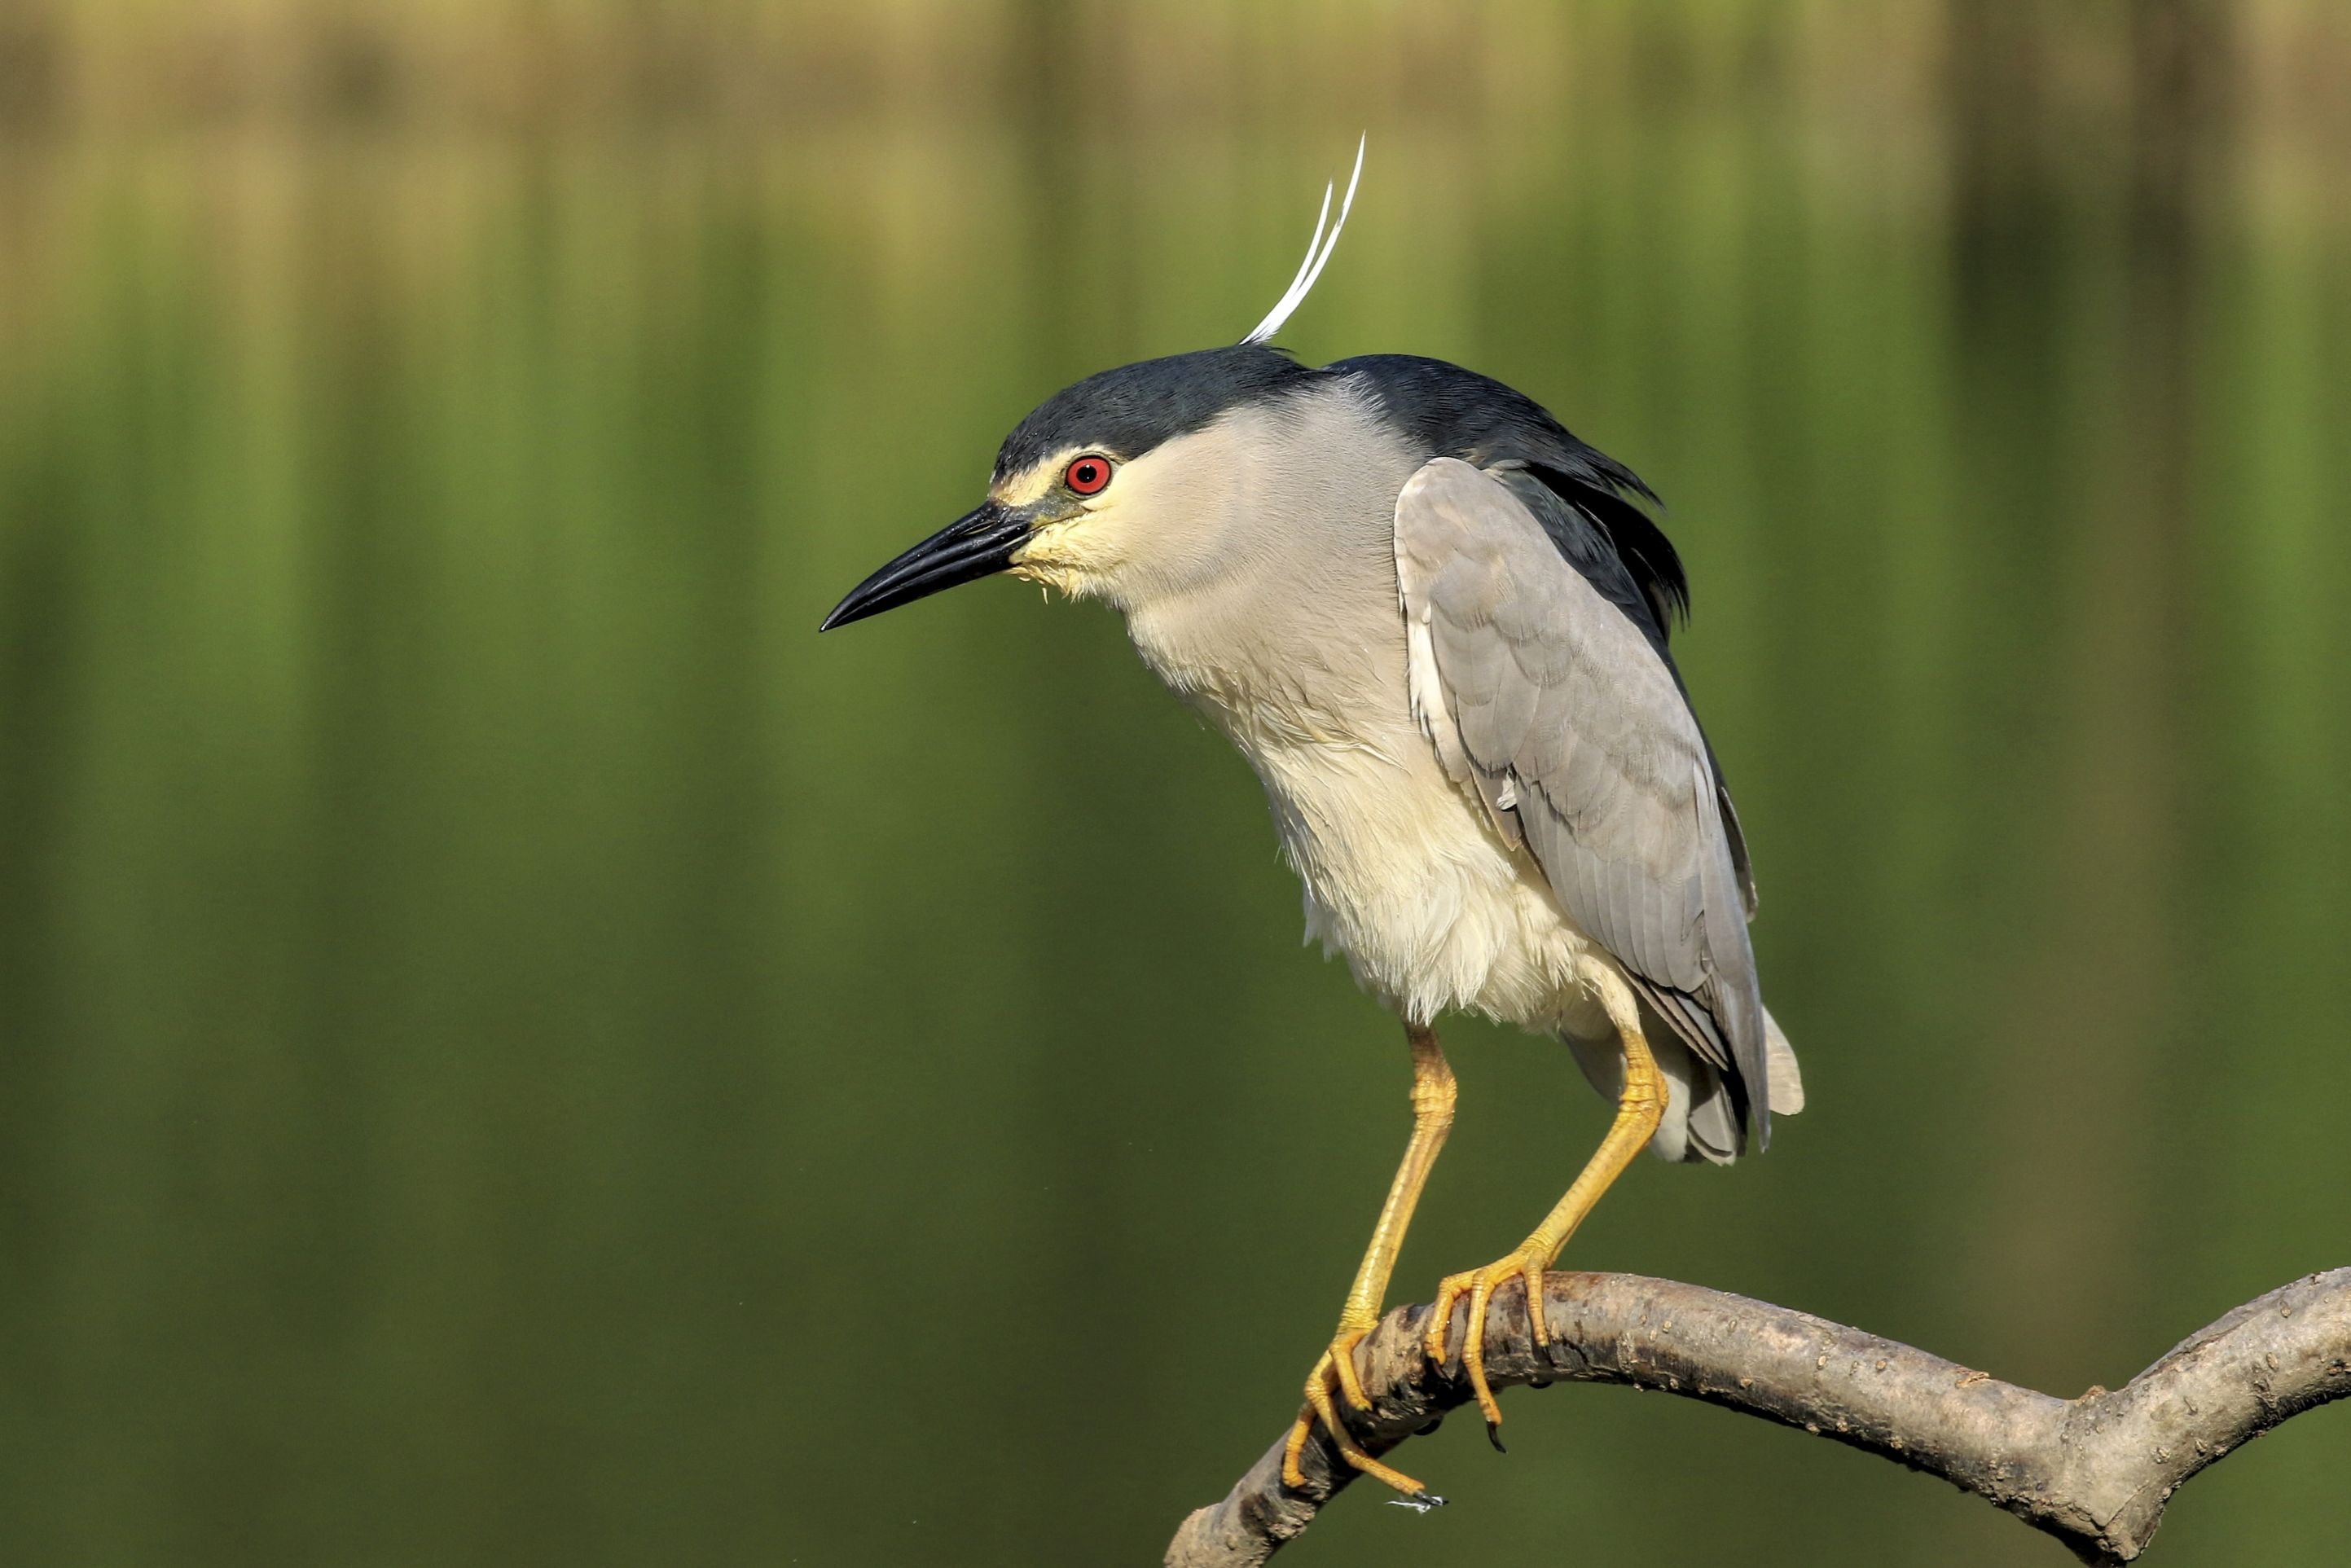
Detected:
[{"left": 819, "top": 142, "right": 1802, "bottom": 1505}]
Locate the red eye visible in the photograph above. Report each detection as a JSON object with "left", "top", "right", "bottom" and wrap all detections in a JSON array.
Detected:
[{"left": 1064, "top": 455, "right": 1112, "bottom": 495}]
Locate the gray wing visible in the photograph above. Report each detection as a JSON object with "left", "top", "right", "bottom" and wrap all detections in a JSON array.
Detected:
[{"left": 1394, "top": 456, "right": 1771, "bottom": 1141}]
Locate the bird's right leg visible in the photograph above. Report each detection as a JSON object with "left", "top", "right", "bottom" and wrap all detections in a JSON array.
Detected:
[{"left": 1280, "top": 1021, "right": 1455, "bottom": 1502}]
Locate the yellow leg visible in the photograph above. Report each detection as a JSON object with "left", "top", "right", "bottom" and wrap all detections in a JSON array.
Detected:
[
  {"left": 1423, "top": 980, "right": 1665, "bottom": 1446},
  {"left": 1280, "top": 1023, "right": 1455, "bottom": 1501}
]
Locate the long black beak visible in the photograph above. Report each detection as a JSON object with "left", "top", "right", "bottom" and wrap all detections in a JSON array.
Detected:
[{"left": 819, "top": 503, "right": 1032, "bottom": 632}]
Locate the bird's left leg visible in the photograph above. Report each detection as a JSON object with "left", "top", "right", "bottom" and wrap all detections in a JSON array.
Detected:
[
  {"left": 1281, "top": 1021, "right": 1455, "bottom": 1501},
  {"left": 1423, "top": 968, "right": 1664, "bottom": 1443}
]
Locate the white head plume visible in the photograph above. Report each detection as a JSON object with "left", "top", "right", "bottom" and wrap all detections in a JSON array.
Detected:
[{"left": 1240, "top": 136, "right": 1365, "bottom": 346}]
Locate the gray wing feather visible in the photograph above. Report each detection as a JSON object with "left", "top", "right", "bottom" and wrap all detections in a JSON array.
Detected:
[{"left": 1395, "top": 457, "right": 1771, "bottom": 1141}]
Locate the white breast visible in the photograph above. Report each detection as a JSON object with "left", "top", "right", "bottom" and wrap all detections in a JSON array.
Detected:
[{"left": 1224, "top": 707, "right": 1614, "bottom": 1040}]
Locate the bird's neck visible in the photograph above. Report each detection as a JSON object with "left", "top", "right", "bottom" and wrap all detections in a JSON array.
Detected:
[{"left": 1122, "top": 515, "right": 1413, "bottom": 760}]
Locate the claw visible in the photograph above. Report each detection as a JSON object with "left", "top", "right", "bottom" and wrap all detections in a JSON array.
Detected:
[
  {"left": 1280, "top": 1340, "right": 1435, "bottom": 1499},
  {"left": 1423, "top": 1246, "right": 1549, "bottom": 1439}
]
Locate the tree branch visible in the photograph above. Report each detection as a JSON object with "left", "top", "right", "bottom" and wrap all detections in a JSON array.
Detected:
[{"left": 1167, "top": 1268, "right": 2351, "bottom": 1567}]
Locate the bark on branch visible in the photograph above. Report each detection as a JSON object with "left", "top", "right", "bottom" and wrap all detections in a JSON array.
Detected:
[{"left": 1167, "top": 1268, "right": 2351, "bottom": 1567}]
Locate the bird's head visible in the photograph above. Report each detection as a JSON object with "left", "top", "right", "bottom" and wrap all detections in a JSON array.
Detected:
[
  {"left": 821, "top": 140, "right": 1365, "bottom": 633},
  {"left": 818, "top": 345, "right": 1321, "bottom": 630}
]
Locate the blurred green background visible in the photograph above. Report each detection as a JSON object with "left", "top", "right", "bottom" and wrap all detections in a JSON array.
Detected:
[{"left": 2, "top": 2, "right": 2349, "bottom": 1563}]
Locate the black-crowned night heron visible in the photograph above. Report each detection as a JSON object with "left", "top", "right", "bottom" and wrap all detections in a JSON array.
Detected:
[{"left": 820, "top": 145, "right": 1803, "bottom": 1505}]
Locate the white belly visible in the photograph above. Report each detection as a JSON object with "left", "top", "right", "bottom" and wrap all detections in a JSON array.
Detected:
[{"left": 1244, "top": 731, "right": 1614, "bottom": 1039}]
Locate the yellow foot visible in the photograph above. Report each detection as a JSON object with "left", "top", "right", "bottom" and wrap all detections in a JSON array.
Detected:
[
  {"left": 1422, "top": 1245, "right": 1552, "bottom": 1449},
  {"left": 1278, "top": 1332, "right": 1446, "bottom": 1507}
]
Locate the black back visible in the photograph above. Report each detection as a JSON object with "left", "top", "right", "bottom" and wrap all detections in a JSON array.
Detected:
[{"left": 1327, "top": 354, "right": 1688, "bottom": 656}]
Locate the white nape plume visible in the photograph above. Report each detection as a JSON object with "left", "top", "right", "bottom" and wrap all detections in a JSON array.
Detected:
[{"left": 1240, "top": 136, "right": 1366, "bottom": 346}]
